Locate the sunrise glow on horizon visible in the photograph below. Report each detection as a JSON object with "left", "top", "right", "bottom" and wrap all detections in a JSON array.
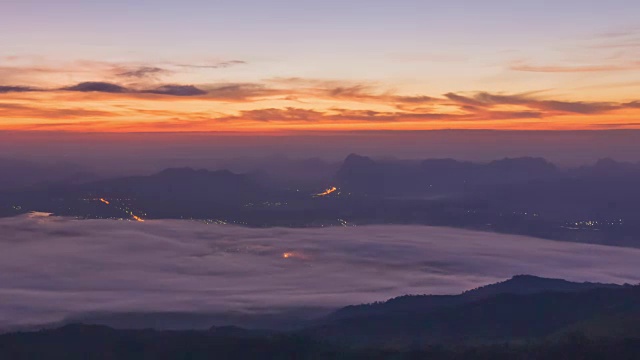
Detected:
[{"left": 1, "top": 0, "right": 640, "bottom": 133}]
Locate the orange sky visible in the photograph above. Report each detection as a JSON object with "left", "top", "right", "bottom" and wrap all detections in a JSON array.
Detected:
[
  {"left": 2, "top": 2, "right": 640, "bottom": 133},
  {"left": 1, "top": 78, "right": 639, "bottom": 133}
]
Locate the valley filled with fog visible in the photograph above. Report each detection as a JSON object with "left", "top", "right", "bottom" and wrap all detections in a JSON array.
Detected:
[{"left": 1, "top": 213, "right": 638, "bottom": 331}]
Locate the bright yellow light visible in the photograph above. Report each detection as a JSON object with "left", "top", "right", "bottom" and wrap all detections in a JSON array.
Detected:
[
  {"left": 99, "top": 198, "right": 110, "bottom": 205},
  {"left": 282, "top": 251, "right": 311, "bottom": 260},
  {"left": 315, "top": 186, "right": 337, "bottom": 197}
]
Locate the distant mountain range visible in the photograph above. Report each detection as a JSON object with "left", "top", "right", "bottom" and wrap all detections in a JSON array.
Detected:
[
  {"left": 0, "top": 158, "right": 96, "bottom": 190},
  {"left": 81, "top": 167, "right": 267, "bottom": 204},
  {"left": 335, "top": 154, "right": 561, "bottom": 196},
  {"left": 3, "top": 154, "right": 640, "bottom": 245},
  {"left": 331, "top": 155, "right": 640, "bottom": 243}
]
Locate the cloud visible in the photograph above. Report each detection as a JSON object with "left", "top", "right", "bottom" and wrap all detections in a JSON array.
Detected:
[
  {"left": 144, "top": 85, "right": 207, "bottom": 97},
  {"left": 0, "top": 215, "right": 638, "bottom": 329},
  {"left": 393, "top": 95, "right": 437, "bottom": 104},
  {"left": 268, "top": 78, "right": 437, "bottom": 106},
  {"left": 324, "top": 84, "right": 377, "bottom": 99},
  {"left": 58, "top": 82, "right": 208, "bottom": 97},
  {"left": 172, "top": 60, "right": 247, "bottom": 69},
  {"left": 0, "top": 102, "right": 117, "bottom": 119},
  {"left": 215, "top": 106, "right": 544, "bottom": 124},
  {"left": 1, "top": 73, "right": 639, "bottom": 129},
  {"left": 0, "top": 59, "right": 245, "bottom": 95},
  {"left": 0, "top": 80, "right": 280, "bottom": 101},
  {"left": 201, "top": 83, "right": 283, "bottom": 101},
  {"left": 536, "top": 100, "right": 618, "bottom": 114},
  {"left": 626, "top": 101, "right": 640, "bottom": 108},
  {"left": 216, "top": 107, "right": 455, "bottom": 123},
  {"left": 16, "top": 121, "right": 115, "bottom": 131},
  {"left": 510, "top": 62, "right": 640, "bottom": 73},
  {"left": 219, "top": 107, "right": 325, "bottom": 122},
  {"left": 591, "top": 29, "right": 640, "bottom": 49},
  {"left": 473, "top": 110, "right": 543, "bottom": 120},
  {"left": 591, "top": 122, "right": 640, "bottom": 128},
  {"left": 445, "top": 92, "right": 636, "bottom": 115},
  {"left": 62, "top": 82, "right": 129, "bottom": 93},
  {"left": 115, "top": 66, "right": 169, "bottom": 79},
  {"left": 444, "top": 92, "right": 486, "bottom": 107},
  {"left": 324, "top": 86, "right": 436, "bottom": 106},
  {"left": 0, "top": 86, "right": 40, "bottom": 93}
]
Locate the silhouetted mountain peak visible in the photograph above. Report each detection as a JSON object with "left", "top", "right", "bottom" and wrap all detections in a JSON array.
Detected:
[
  {"left": 573, "top": 157, "right": 640, "bottom": 177},
  {"left": 463, "top": 275, "right": 621, "bottom": 300},
  {"left": 487, "top": 157, "right": 557, "bottom": 172},
  {"left": 335, "top": 154, "right": 380, "bottom": 190},
  {"left": 342, "top": 153, "right": 375, "bottom": 167},
  {"left": 324, "top": 275, "right": 623, "bottom": 323},
  {"left": 593, "top": 157, "right": 638, "bottom": 171}
]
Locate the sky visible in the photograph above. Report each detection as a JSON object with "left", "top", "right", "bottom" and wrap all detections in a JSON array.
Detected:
[
  {"left": 1, "top": 0, "right": 640, "bottom": 135},
  {"left": 1, "top": 213, "right": 639, "bottom": 329}
]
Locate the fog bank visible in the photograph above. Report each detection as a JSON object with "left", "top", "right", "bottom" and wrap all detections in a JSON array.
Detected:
[{"left": 1, "top": 214, "right": 639, "bottom": 329}]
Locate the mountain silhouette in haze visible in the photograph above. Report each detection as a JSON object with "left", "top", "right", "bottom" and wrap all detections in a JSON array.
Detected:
[
  {"left": 305, "top": 276, "right": 637, "bottom": 347},
  {"left": 333, "top": 154, "right": 640, "bottom": 231},
  {"left": 3, "top": 155, "right": 640, "bottom": 246},
  {"left": 44, "top": 275, "right": 631, "bottom": 340},
  {"left": 572, "top": 158, "right": 640, "bottom": 178},
  {"left": 335, "top": 154, "right": 559, "bottom": 196},
  {"left": 323, "top": 275, "right": 624, "bottom": 323},
  {"left": 0, "top": 158, "right": 96, "bottom": 190},
  {"left": 82, "top": 167, "right": 267, "bottom": 204}
]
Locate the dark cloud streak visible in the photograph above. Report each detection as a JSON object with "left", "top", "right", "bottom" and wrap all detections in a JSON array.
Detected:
[
  {"left": 115, "top": 66, "right": 169, "bottom": 79},
  {"left": 445, "top": 92, "right": 638, "bottom": 115},
  {"left": 0, "top": 85, "right": 41, "bottom": 93},
  {"left": 145, "top": 85, "right": 207, "bottom": 96},
  {"left": 62, "top": 82, "right": 129, "bottom": 93}
]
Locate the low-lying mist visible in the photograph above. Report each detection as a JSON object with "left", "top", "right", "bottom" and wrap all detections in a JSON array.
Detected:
[{"left": 1, "top": 214, "right": 639, "bottom": 329}]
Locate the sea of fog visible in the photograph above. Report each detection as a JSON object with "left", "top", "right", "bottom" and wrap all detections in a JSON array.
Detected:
[{"left": 1, "top": 213, "right": 639, "bottom": 329}]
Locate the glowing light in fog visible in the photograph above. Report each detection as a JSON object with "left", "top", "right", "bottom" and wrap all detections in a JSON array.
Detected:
[{"left": 315, "top": 187, "right": 337, "bottom": 197}]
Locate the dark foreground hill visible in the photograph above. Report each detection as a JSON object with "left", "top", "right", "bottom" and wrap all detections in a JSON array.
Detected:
[
  {"left": 2, "top": 324, "right": 640, "bottom": 360},
  {"left": 52, "top": 275, "right": 625, "bottom": 332},
  {"left": 4, "top": 276, "right": 640, "bottom": 359},
  {"left": 324, "top": 275, "right": 624, "bottom": 323},
  {"left": 304, "top": 277, "right": 639, "bottom": 347}
]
